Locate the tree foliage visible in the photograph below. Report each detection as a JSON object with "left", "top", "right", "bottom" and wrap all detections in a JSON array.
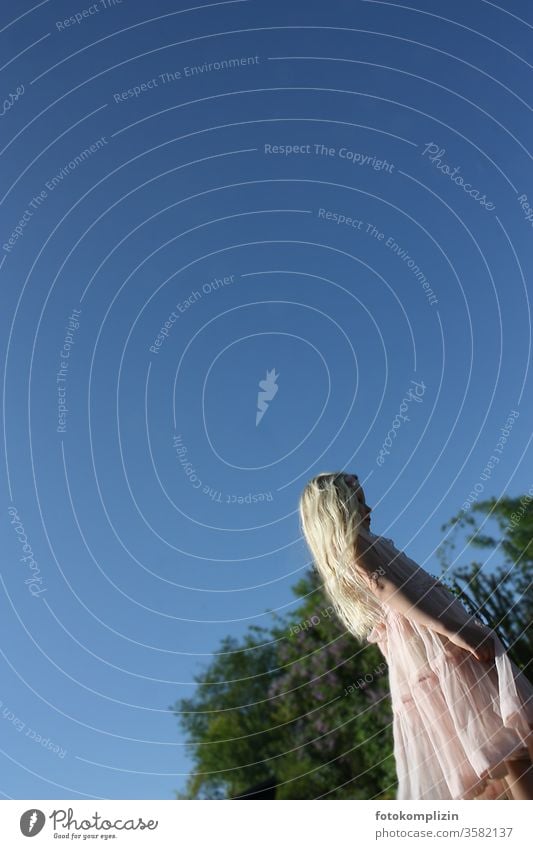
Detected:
[
  {"left": 437, "top": 495, "right": 533, "bottom": 672},
  {"left": 171, "top": 570, "right": 395, "bottom": 800}
]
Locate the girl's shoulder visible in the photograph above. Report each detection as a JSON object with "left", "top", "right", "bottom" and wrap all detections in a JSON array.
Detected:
[
  {"left": 367, "top": 530, "right": 398, "bottom": 546},
  {"left": 367, "top": 531, "right": 445, "bottom": 591},
  {"left": 366, "top": 531, "right": 401, "bottom": 554},
  {"left": 377, "top": 535, "right": 396, "bottom": 549}
]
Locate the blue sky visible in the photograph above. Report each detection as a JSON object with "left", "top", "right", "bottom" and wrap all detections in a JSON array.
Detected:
[{"left": 1, "top": 0, "right": 532, "bottom": 799}]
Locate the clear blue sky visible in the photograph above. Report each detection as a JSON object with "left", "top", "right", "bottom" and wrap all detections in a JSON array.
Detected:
[{"left": 1, "top": 0, "right": 532, "bottom": 799}]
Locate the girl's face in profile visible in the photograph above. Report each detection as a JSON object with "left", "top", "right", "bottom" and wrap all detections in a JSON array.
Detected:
[{"left": 344, "top": 474, "right": 372, "bottom": 527}]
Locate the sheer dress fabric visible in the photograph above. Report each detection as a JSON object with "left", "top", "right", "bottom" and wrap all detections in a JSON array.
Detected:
[{"left": 360, "top": 532, "right": 533, "bottom": 800}]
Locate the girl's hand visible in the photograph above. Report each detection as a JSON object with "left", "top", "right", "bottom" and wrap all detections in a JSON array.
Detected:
[{"left": 446, "top": 621, "right": 496, "bottom": 662}]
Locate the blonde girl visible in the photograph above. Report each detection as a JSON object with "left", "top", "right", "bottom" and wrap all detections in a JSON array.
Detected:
[{"left": 299, "top": 471, "right": 533, "bottom": 800}]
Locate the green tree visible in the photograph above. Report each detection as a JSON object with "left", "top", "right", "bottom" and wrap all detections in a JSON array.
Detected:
[
  {"left": 171, "top": 569, "right": 395, "bottom": 800},
  {"left": 437, "top": 495, "right": 533, "bottom": 673},
  {"left": 172, "top": 627, "right": 280, "bottom": 800}
]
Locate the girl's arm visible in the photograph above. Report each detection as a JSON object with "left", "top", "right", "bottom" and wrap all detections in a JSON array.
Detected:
[{"left": 354, "top": 527, "right": 487, "bottom": 642}]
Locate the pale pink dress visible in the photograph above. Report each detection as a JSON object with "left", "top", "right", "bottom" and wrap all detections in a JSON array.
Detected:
[{"left": 363, "top": 532, "right": 533, "bottom": 800}]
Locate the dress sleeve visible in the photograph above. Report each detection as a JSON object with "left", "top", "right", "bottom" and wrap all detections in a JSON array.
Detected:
[{"left": 354, "top": 529, "right": 479, "bottom": 637}]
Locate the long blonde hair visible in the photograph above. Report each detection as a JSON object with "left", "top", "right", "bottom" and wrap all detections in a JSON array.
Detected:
[{"left": 298, "top": 471, "right": 386, "bottom": 641}]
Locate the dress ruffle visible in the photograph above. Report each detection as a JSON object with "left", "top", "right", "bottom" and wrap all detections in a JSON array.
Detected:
[{"left": 365, "top": 534, "right": 533, "bottom": 800}]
